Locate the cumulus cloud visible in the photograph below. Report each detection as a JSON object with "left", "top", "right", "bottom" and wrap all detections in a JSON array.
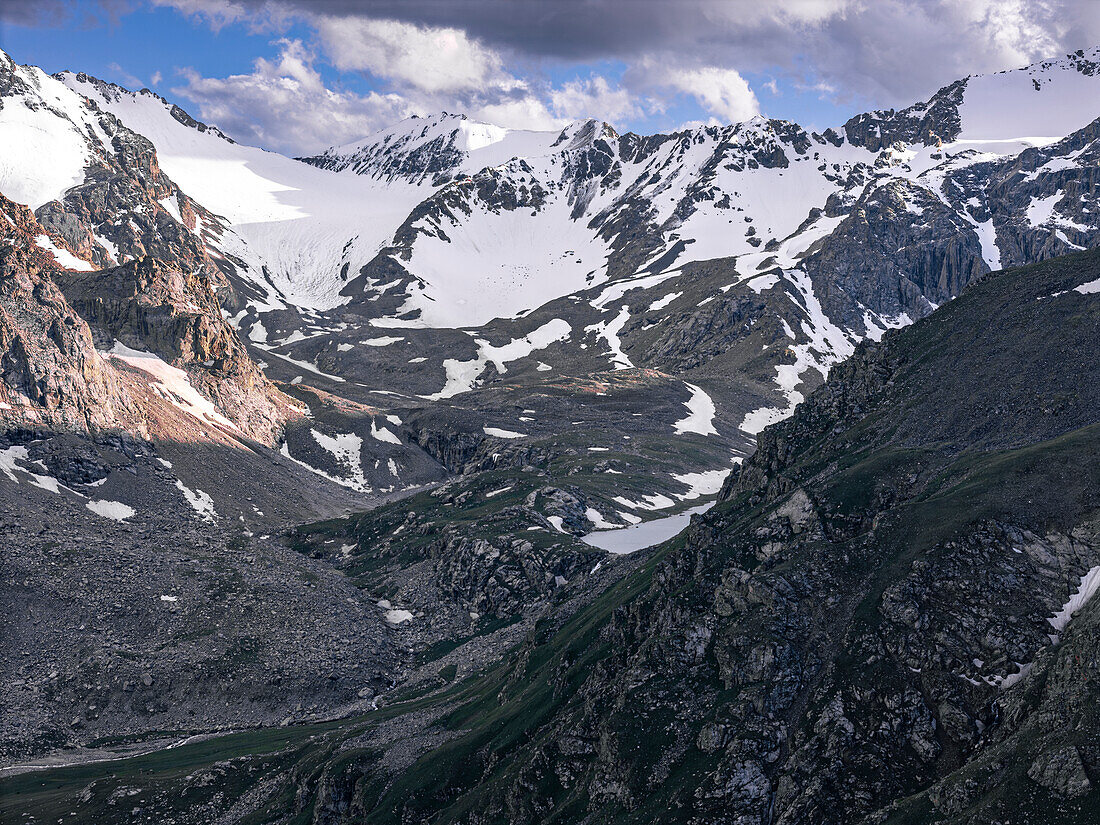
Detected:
[
  {"left": 549, "top": 75, "right": 649, "bottom": 124},
  {"left": 149, "top": 0, "right": 283, "bottom": 31},
  {"left": 773, "top": 0, "right": 1085, "bottom": 105},
  {"left": 172, "top": 39, "right": 417, "bottom": 154},
  {"left": 315, "top": 15, "right": 510, "bottom": 94},
  {"left": 106, "top": 60, "right": 143, "bottom": 89},
  {"left": 167, "top": 34, "right": 649, "bottom": 150},
  {"left": 655, "top": 66, "right": 760, "bottom": 124},
  {"left": 469, "top": 96, "right": 563, "bottom": 132}
]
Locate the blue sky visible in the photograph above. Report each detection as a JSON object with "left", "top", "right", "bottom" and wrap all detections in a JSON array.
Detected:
[{"left": 2, "top": 1, "right": 1097, "bottom": 154}]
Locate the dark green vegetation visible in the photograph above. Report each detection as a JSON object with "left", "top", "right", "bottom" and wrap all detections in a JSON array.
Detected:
[{"left": 5, "top": 250, "right": 1099, "bottom": 823}]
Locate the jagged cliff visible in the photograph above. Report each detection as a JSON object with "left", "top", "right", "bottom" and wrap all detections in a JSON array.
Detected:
[
  {"left": 0, "top": 194, "right": 131, "bottom": 431},
  {"left": 56, "top": 258, "right": 286, "bottom": 443}
]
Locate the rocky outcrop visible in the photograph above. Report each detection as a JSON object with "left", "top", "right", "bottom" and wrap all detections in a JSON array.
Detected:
[
  {"left": 803, "top": 177, "right": 988, "bottom": 328},
  {"left": 405, "top": 420, "right": 554, "bottom": 475},
  {"left": 843, "top": 78, "right": 967, "bottom": 151},
  {"left": 0, "top": 190, "right": 284, "bottom": 442},
  {"left": 32, "top": 117, "right": 209, "bottom": 273},
  {"left": 0, "top": 194, "right": 130, "bottom": 431},
  {"left": 56, "top": 258, "right": 286, "bottom": 443}
]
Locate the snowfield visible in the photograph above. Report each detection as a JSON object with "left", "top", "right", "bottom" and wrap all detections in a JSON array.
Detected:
[
  {"left": 0, "top": 56, "right": 104, "bottom": 210},
  {"left": 397, "top": 195, "right": 611, "bottom": 327},
  {"left": 64, "top": 73, "right": 428, "bottom": 312},
  {"left": 582, "top": 503, "right": 713, "bottom": 555}
]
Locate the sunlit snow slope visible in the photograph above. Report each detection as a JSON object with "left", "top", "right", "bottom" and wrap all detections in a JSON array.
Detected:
[
  {"left": 37, "top": 48, "right": 1097, "bottom": 337},
  {"left": 62, "top": 74, "right": 428, "bottom": 311}
]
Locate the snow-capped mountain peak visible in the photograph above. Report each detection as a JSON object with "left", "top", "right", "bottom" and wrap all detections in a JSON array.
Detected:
[
  {"left": 301, "top": 112, "right": 611, "bottom": 185},
  {"left": 0, "top": 50, "right": 116, "bottom": 211},
  {"left": 843, "top": 46, "right": 1100, "bottom": 154},
  {"left": 4, "top": 45, "right": 1100, "bottom": 346}
]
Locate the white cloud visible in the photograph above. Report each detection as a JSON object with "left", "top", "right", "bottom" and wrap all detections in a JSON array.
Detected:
[
  {"left": 150, "top": 0, "right": 289, "bottom": 32},
  {"left": 169, "top": 34, "right": 658, "bottom": 150},
  {"left": 172, "top": 39, "right": 418, "bottom": 154},
  {"left": 549, "top": 75, "right": 648, "bottom": 124},
  {"left": 470, "top": 97, "right": 565, "bottom": 132},
  {"left": 771, "top": 0, "right": 1097, "bottom": 107},
  {"left": 315, "top": 15, "right": 510, "bottom": 94},
  {"left": 146, "top": 0, "right": 1100, "bottom": 109},
  {"left": 655, "top": 66, "right": 761, "bottom": 123},
  {"left": 107, "top": 62, "right": 143, "bottom": 89}
]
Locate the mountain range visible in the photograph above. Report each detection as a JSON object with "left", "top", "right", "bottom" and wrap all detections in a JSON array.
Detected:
[{"left": 1, "top": 43, "right": 1098, "bottom": 825}]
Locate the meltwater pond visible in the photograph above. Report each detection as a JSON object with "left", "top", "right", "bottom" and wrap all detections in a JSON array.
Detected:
[{"left": 581, "top": 503, "right": 713, "bottom": 555}]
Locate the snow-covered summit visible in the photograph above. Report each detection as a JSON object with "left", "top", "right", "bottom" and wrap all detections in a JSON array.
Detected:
[
  {"left": 301, "top": 112, "right": 614, "bottom": 185},
  {"left": 0, "top": 50, "right": 115, "bottom": 210},
  {"left": 62, "top": 70, "right": 237, "bottom": 144},
  {"left": 844, "top": 46, "right": 1100, "bottom": 153}
]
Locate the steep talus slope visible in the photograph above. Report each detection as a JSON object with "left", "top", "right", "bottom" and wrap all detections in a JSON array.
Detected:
[{"left": 0, "top": 433, "right": 407, "bottom": 763}]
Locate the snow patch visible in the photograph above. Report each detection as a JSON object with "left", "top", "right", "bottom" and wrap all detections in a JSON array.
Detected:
[
  {"left": 613, "top": 493, "right": 675, "bottom": 511},
  {"left": 484, "top": 426, "right": 526, "bottom": 439},
  {"left": 104, "top": 342, "right": 239, "bottom": 432},
  {"left": 385, "top": 609, "right": 414, "bottom": 624},
  {"left": 424, "top": 319, "right": 570, "bottom": 399},
  {"left": 86, "top": 499, "right": 135, "bottom": 521},
  {"left": 369, "top": 420, "right": 402, "bottom": 445},
  {"left": 1048, "top": 565, "right": 1100, "bottom": 633},
  {"left": 585, "top": 507, "right": 618, "bottom": 530},
  {"left": 0, "top": 445, "right": 77, "bottom": 495},
  {"left": 175, "top": 479, "right": 217, "bottom": 523},
  {"left": 360, "top": 336, "right": 404, "bottom": 346},
  {"left": 397, "top": 196, "right": 611, "bottom": 327},
  {"left": 740, "top": 269, "right": 855, "bottom": 435},
  {"left": 311, "top": 429, "right": 369, "bottom": 490},
  {"left": 582, "top": 503, "right": 713, "bottom": 554},
  {"left": 1026, "top": 193, "right": 1061, "bottom": 228},
  {"left": 673, "top": 383, "right": 718, "bottom": 436},
  {"left": 34, "top": 235, "right": 93, "bottom": 271},
  {"left": 1072, "top": 276, "right": 1100, "bottom": 295},
  {"left": 585, "top": 305, "right": 632, "bottom": 370},
  {"left": 672, "top": 467, "right": 734, "bottom": 500},
  {"left": 648, "top": 291, "right": 682, "bottom": 312}
]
